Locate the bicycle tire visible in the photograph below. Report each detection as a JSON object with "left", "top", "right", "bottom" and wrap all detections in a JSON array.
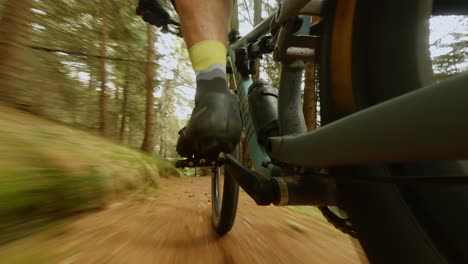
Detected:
[
  {"left": 319, "top": 1, "right": 468, "bottom": 263},
  {"left": 211, "top": 146, "right": 240, "bottom": 235}
]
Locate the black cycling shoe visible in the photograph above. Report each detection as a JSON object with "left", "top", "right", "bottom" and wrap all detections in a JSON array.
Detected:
[{"left": 176, "top": 90, "right": 242, "bottom": 158}]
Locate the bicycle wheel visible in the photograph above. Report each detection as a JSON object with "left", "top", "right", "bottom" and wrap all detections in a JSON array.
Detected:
[
  {"left": 211, "top": 146, "right": 240, "bottom": 235},
  {"left": 319, "top": 0, "right": 468, "bottom": 263}
]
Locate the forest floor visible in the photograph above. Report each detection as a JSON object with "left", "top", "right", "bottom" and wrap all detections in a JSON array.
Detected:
[{"left": 0, "top": 177, "right": 368, "bottom": 264}]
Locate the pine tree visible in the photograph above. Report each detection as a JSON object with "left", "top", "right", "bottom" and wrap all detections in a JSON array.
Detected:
[{"left": 141, "top": 25, "right": 158, "bottom": 154}]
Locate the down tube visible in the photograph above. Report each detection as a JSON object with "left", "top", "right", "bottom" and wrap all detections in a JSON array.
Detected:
[{"left": 228, "top": 52, "right": 273, "bottom": 177}]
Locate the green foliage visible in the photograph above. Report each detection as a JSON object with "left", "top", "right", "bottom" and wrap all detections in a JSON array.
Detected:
[
  {"left": 0, "top": 106, "right": 182, "bottom": 242},
  {"left": 431, "top": 16, "right": 468, "bottom": 81},
  {"left": 0, "top": 0, "right": 194, "bottom": 158},
  {"left": 153, "top": 156, "right": 183, "bottom": 177},
  {"left": 0, "top": 166, "right": 106, "bottom": 243}
]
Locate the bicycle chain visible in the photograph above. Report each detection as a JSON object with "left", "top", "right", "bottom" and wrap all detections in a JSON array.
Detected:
[{"left": 319, "top": 206, "right": 357, "bottom": 238}]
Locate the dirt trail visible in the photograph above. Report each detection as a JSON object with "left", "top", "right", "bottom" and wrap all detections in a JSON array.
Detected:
[{"left": 0, "top": 177, "right": 368, "bottom": 264}]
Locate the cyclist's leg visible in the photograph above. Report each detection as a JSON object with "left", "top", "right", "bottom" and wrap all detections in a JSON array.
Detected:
[
  {"left": 176, "top": 0, "right": 231, "bottom": 47},
  {"left": 176, "top": 0, "right": 241, "bottom": 158}
]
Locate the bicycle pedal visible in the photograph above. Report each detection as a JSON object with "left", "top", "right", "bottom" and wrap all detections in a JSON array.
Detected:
[{"left": 175, "top": 157, "right": 225, "bottom": 168}]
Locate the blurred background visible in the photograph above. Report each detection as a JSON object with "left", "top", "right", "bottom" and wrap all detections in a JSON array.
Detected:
[{"left": 0, "top": 0, "right": 467, "bottom": 263}]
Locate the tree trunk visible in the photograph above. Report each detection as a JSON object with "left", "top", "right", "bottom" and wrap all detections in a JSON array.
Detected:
[
  {"left": 119, "top": 62, "right": 130, "bottom": 142},
  {"left": 253, "top": 0, "right": 262, "bottom": 25},
  {"left": 0, "top": 0, "right": 34, "bottom": 106},
  {"left": 141, "top": 25, "right": 157, "bottom": 154},
  {"left": 127, "top": 116, "right": 135, "bottom": 146},
  {"left": 303, "top": 63, "right": 317, "bottom": 131},
  {"left": 88, "top": 67, "right": 96, "bottom": 92},
  {"left": 86, "top": 63, "right": 97, "bottom": 130},
  {"left": 159, "top": 131, "right": 164, "bottom": 156},
  {"left": 230, "top": 0, "right": 239, "bottom": 31},
  {"left": 98, "top": 0, "right": 109, "bottom": 136}
]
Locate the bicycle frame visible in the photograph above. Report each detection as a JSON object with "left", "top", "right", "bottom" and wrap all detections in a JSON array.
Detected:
[
  {"left": 228, "top": 0, "right": 468, "bottom": 176},
  {"left": 228, "top": 0, "right": 322, "bottom": 177},
  {"left": 223, "top": 0, "right": 337, "bottom": 206}
]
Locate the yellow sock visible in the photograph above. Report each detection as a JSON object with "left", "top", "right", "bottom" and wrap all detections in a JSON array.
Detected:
[{"left": 189, "top": 40, "right": 227, "bottom": 72}]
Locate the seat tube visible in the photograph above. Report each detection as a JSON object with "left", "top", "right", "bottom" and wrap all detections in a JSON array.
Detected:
[{"left": 278, "top": 61, "right": 308, "bottom": 135}]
